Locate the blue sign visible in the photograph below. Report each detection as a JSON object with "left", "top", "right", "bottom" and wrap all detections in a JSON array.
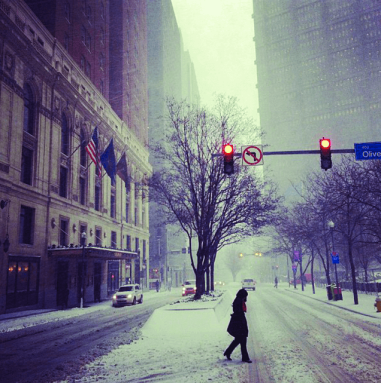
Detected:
[
  {"left": 331, "top": 252, "right": 340, "bottom": 264},
  {"left": 354, "top": 142, "right": 381, "bottom": 161}
]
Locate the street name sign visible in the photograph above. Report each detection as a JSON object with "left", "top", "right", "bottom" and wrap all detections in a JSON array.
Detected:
[{"left": 354, "top": 142, "right": 381, "bottom": 160}]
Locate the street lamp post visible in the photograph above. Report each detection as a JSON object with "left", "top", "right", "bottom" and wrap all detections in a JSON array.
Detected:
[
  {"left": 328, "top": 220, "right": 341, "bottom": 300},
  {"left": 80, "top": 231, "right": 87, "bottom": 309}
]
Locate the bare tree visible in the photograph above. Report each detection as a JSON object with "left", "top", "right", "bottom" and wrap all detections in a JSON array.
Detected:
[
  {"left": 222, "top": 248, "right": 245, "bottom": 282},
  {"left": 149, "top": 96, "right": 279, "bottom": 298}
]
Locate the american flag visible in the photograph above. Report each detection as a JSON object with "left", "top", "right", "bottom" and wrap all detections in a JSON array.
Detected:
[{"left": 85, "top": 127, "right": 101, "bottom": 177}]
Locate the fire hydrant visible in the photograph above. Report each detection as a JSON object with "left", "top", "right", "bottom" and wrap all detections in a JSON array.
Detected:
[{"left": 374, "top": 297, "right": 381, "bottom": 313}]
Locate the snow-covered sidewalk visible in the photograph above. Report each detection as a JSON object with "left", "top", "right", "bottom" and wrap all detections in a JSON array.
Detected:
[{"left": 282, "top": 282, "right": 381, "bottom": 318}]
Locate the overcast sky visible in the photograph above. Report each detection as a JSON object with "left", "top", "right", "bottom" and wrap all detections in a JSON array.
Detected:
[{"left": 171, "top": 0, "right": 259, "bottom": 123}]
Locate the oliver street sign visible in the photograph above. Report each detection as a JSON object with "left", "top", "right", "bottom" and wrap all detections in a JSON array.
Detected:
[
  {"left": 331, "top": 252, "right": 340, "bottom": 264},
  {"left": 354, "top": 142, "right": 381, "bottom": 160}
]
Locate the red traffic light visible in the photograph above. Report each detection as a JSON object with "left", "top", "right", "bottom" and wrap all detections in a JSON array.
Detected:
[
  {"left": 223, "top": 144, "right": 233, "bottom": 155},
  {"left": 222, "top": 143, "right": 234, "bottom": 175},
  {"left": 320, "top": 138, "right": 331, "bottom": 150},
  {"left": 319, "top": 137, "right": 332, "bottom": 170}
]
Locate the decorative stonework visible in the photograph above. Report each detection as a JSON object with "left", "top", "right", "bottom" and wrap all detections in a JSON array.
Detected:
[
  {"left": 75, "top": 114, "right": 81, "bottom": 130},
  {"left": 54, "top": 96, "right": 60, "bottom": 111}
]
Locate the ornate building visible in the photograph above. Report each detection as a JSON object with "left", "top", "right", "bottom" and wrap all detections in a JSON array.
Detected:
[{"left": 0, "top": 0, "right": 151, "bottom": 313}]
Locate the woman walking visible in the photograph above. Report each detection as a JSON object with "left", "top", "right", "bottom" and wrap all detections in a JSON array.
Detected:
[{"left": 224, "top": 288, "right": 252, "bottom": 363}]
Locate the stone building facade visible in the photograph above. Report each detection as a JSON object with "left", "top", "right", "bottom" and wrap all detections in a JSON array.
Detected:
[{"left": 0, "top": 0, "right": 151, "bottom": 314}]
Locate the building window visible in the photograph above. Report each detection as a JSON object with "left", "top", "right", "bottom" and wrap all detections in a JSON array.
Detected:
[
  {"left": 99, "top": 53, "right": 104, "bottom": 70},
  {"left": 23, "top": 84, "right": 34, "bottom": 135},
  {"left": 81, "top": 26, "right": 91, "bottom": 51},
  {"left": 79, "top": 224, "right": 87, "bottom": 244},
  {"left": 21, "top": 146, "right": 33, "bottom": 185},
  {"left": 95, "top": 228, "right": 102, "bottom": 246},
  {"left": 61, "top": 113, "right": 69, "bottom": 155},
  {"left": 19, "top": 205, "right": 35, "bottom": 245},
  {"left": 80, "top": 55, "right": 85, "bottom": 72},
  {"left": 100, "top": 27, "right": 105, "bottom": 45},
  {"left": 60, "top": 218, "right": 68, "bottom": 246},
  {"left": 111, "top": 231, "right": 117, "bottom": 248},
  {"left": 100, "top": 80, "right": 104, "bottom": 95},
  {"left": 64, "top": 2, "right": 70, "bottom": 22},
  {"left": 125, "top": 193, "right": 129, "bottom": 223},
  {"left": 95, "top": 184, "right": 100, "bottom": 211},
  {"left": 100, "top": 1, "right": 104, "bottom": 19},
  {"left": 110, "top": 187, "right": 116, "bottom": 218},
  {"left": 135, "top": 238, "right": 139, "bottom": 253},
  {"left": 80, "top": 129, "right": 87, "bottom": 166},
  {"left": 127, "top": 235, "right": 131, "bottom": 251},
  {"left": 81, "top": 25, "right": 86, "bottom": 45},
  {"left": 135, "top": 206, "right": 138, "bottom": 226},
  {"left": 60, "top": 166, "right": 68, "bottom": 198},
  {"left": 86, "top": 5, "right": 92, "bottom": 24},
  {"left": 80, "top": 177, "right": 86, "bottom": 205},
  {"left": 64, "top": 33, "right": 69, "bottom": 50},
  {"left": 86, "top": 61, "right": 91, "bottom": 78}
]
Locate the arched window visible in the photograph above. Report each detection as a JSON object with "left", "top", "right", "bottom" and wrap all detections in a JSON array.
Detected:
[
  {"left": 80, "top": 128, "right": 87, "bottom": 166},
  {"left": 61, "top": 113, "right": 69, "bottom": 155},
  {"left": 23, "top": 84, "right": 34, "bottom": 135}
]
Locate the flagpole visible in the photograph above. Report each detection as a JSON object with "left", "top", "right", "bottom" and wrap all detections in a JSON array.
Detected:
[{"left": 65, "top": 140, "right": 87, "bottom": 161}]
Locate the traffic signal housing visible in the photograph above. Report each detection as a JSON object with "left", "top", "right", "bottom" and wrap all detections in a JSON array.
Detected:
[
  {"left": 223, "top": 143, "right": 234, "bottom": 175},
  {"left": 319, "top": 137, "right": 332, "bottom": 171}
]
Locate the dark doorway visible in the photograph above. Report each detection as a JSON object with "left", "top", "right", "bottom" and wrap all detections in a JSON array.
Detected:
[
  {"left": 56, "top": 261, "right": 69, "bottom": 307},
  {"left": 94, "top": 263, "right": 101, "bottom": 302},
  {"left": 77, "top": 261, "right": 87, "bottom": 306},
  {"left": 107, "top": 261, "right": 119, "bottom": 294},
  {"left": 6, "top": 256, "right": 40, "bottom": 309}
]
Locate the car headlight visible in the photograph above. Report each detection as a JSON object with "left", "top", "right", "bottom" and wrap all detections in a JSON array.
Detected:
[
  {"left": 127, "top": 294, "right": 132, "bottom": 298},
  {"left": 112, "top": 294, "right": 117, "bottom": 300}
]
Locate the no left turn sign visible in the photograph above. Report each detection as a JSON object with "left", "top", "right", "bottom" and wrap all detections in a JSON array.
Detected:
[{"left": 242, "top": 145, "right": 264, "bottom": 166}]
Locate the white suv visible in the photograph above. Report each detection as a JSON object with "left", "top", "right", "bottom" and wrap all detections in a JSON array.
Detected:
[
  {"left": 242, "top": 278, "right": 256, "bottom": 291},
  {"left": 112, "top": 284, "right": 143, "bottom": 306}
]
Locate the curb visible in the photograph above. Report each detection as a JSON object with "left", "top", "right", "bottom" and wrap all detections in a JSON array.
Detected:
[{"left": 284, "top": 288, "right": 381, "bottom": 319}]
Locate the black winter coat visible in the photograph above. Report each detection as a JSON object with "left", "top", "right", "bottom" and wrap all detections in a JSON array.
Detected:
[{"left": 227, "top": 297, "right": 248, "bottom": 338}]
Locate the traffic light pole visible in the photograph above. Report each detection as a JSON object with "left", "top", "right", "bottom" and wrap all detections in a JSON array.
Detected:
[{"left": 213, "top": 149, "right": 354, "bottom": 157}]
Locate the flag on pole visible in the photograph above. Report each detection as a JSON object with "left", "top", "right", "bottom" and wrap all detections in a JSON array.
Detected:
[
  {"left": 116, "top": 152, "right": 130, "bottom": 191},
  {"left": 100, "top": 138, "right": 116, "bottom": 185},
  {"left": 85, "top": 127, "right": 101, "bottom": 177}
]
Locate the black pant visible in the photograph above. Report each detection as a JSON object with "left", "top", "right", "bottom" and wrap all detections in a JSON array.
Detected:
[{"left": 225, "top": 335, "right": 250, "bottom": 361}]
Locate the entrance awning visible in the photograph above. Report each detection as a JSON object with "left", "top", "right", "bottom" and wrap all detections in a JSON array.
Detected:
[{"left": 47, "top": 245, "right": 139, "bottom": 261}]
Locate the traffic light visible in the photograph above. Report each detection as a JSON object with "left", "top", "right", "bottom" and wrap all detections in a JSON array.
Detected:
[
  {"left": 223, "top": 143, "right": 234, "bottom": 175},
  {"left": 319, "top": 137, "right": 332, "bottom": 171},
  {"left": 239, "top": 253, "right": 243, "bottom": 258}
]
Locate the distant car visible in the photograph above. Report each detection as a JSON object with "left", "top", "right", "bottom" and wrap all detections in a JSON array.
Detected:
[
  {"left": 214, "top": 281, "right": 225, "bottom": 287},
  {"left": 182, "top": 280, "right": 196, "bottom": 296},
  {"left": 242, "top": 278, "right": 256, "bottom": 291},
  {"left": 112, "top": 284, "right": 143, "bottom": 306}
]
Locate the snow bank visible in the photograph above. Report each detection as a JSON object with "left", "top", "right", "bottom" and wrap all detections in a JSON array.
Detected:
[{"left": 142, "top": 290, "right": 233, "bottom": 338}]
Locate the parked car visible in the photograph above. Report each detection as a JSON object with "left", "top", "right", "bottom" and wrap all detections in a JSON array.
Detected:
[
  {"left": 112, "top": 284, "right": 143, "bottom": 306},
  {"left": 182, "top": 280, "right": 196, "bottom": 296},
  {"left": 242, "top": 278, "right": 256, "bottom": 291}
]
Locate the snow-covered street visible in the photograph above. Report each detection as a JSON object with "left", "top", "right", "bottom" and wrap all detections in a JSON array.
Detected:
[
  {"left": 60, "top": 283, "right": 381, "bottom": 383},
  {"left": 1, "top": 283, "right": 381, "bottom": 383}
]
